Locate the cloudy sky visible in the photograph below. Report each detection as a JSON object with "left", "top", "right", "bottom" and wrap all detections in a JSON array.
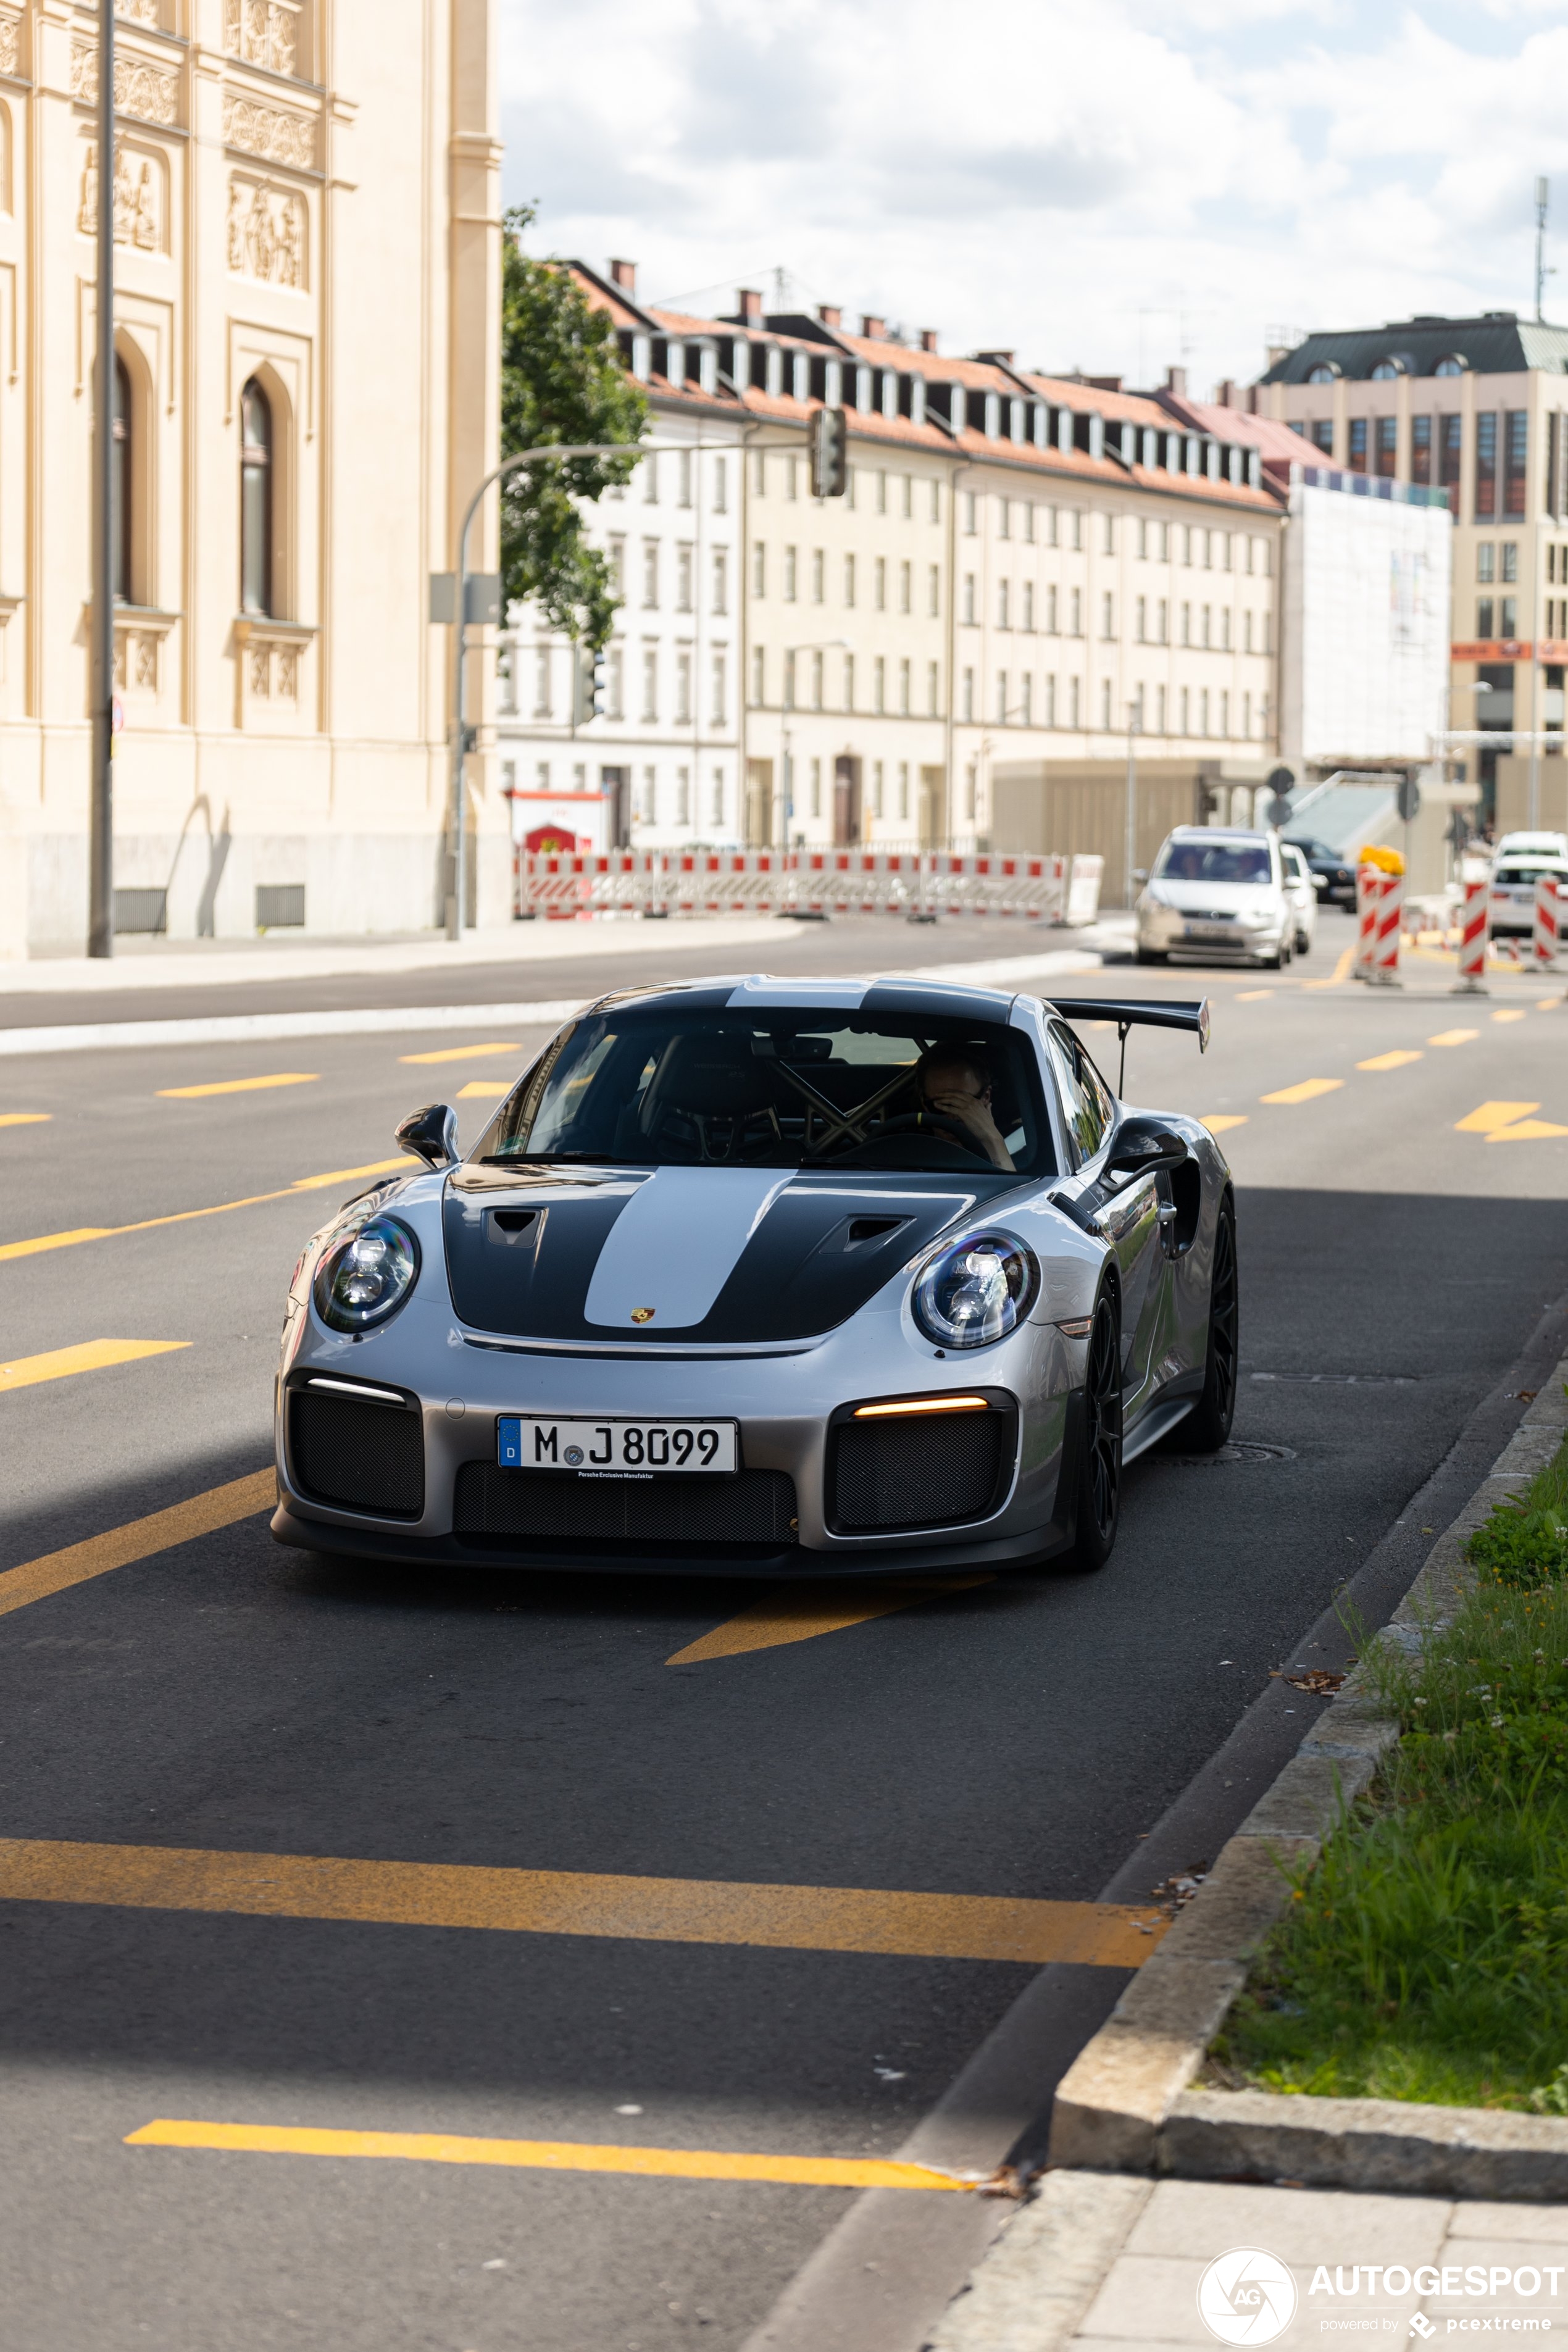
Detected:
[{"left": 500, "top": 0, "right": 1568, "bottom": 394}]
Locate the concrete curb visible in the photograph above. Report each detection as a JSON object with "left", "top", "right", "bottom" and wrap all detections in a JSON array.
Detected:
[{"left": 1037, "top": 1361, "right": 1568, "bottom": 2201}]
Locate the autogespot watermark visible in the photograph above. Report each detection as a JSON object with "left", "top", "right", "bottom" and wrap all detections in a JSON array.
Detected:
[{"left": 1196, "top": 2250, "right": 1566, "bottom": 2346}]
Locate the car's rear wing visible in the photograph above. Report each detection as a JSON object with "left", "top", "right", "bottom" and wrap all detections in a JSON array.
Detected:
[
  {"left": 1046, "top": 996, "right": 1210, "bottom": 1095},
  {"left": 1048, "top": 998, "right": 1211, "bottom": 1052}
]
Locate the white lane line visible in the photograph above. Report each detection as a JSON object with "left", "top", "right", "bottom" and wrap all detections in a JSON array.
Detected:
[{"left": 0, "top": 949, "right": 1106, "bottom": 1058}]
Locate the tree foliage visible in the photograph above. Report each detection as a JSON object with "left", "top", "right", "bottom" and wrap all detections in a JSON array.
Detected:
[{"left": 499, "top": 204, "right": 646, "bottom": 651}]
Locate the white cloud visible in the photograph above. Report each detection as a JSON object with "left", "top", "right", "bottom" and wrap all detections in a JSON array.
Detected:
[{"left": 501, "top": 0, "right": 1568, "bottom": 393}]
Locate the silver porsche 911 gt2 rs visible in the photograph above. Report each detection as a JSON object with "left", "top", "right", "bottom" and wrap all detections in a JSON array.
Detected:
[{"left": 272, "top": 974, "right": 1236, "bottom": 1580}]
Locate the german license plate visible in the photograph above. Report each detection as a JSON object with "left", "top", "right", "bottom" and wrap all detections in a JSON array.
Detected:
[
  {"left": 497, "top": 1416, "right": 738, "bottom": 1474},
  {"left": 1186, "top": 922, "right": 1233, "bottom": 940}
]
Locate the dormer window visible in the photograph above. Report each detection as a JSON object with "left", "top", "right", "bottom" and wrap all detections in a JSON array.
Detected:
[
  {"left": 1306, "top": 364, "right": 1337, "bottom": 385},
  {"left": 1370, "top": 359, "right": 1403, "bottom": 380},
  {"left": 1435, "top": 356, "right": 1467, "bottom": 377},
  {"left": 984, "top": 393, "right": 1001, "bottom": 439}
]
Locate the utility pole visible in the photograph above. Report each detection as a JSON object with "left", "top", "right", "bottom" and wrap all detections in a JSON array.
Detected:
[
  {"left": 1537, "top": 177, "right": 1551, "bottom": 325},
  {"left": 1124, "top": 703, "right": 1140, "bottom": 910},
  {"left": 88, "top": 0, "right": 115, "bottom": 957}
]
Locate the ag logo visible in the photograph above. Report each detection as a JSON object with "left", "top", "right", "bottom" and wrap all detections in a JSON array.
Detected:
[
  {"left": 1197, "top": 2247, "right": 1298, "bottom": 2345},
  {"left": 630, "top": 1307, "right": 656, "bottom": 1324}
]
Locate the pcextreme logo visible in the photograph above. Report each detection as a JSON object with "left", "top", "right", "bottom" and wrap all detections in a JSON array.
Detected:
[{"left": 1198, "top": 2248, "right": 1299, "bottom": 2345}]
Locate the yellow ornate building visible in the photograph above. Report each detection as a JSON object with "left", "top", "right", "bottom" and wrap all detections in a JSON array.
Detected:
[{"left": 0, "top": 0, "right": 502, "bottom": 957}]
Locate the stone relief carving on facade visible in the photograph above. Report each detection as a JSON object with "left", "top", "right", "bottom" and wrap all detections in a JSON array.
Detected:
[
  {"left": 78, "top": 143, "right": 161, "bottom": 251},
  {"left": 227, "top": 177, "right": 305, "bottom": 288},
  {"left": 222, "top": 94, "right": 315, "bottom": 172},
  {"left": 0, "top": 14, "right": 19, "bottom": 78},
  {"left": 225, "top": 0, "right": 299, "bottom": 79},
  {"left": 118, "top": 0, "right": 161, "bottom": 27},
  {"left": 72, "top": 43, "right": 180, "bottom": 128}
]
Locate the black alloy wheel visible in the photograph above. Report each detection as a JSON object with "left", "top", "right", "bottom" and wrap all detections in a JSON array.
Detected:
[
  {"left": 1067, "top": 1288, "right": 1124, "bottom": 1570},
  {"left": 1181, "top": 1199, "right": 1238, "bottom": 1453}
]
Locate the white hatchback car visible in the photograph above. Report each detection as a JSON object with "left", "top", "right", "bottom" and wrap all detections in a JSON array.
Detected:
[
  {"left": 1136, "top": 828, "right": 1298, "bottom": 968},
  {"left": 1489, "top": 851, "right": 1568, "bottom": 939}
]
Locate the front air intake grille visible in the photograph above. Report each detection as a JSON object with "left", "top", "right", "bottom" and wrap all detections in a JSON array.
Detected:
[
  {"left": 288, "top": 1388, "right": 425, "bottom": 1519},
  {"left": 828, "top": 1411, "right": 1010, "bottom": 1533},
  {"left": 454, "top": 1462, "right": 797, "bottom": 1556}
]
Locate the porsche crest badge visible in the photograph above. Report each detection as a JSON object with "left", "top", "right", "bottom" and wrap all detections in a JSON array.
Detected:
[{"left": 630, "top": 1307, "right": 656, "bottom": 1324}]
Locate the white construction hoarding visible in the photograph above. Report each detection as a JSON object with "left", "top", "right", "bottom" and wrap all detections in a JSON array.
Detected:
[{"left": 1280, "top": 475, "right": 1452, "bottom": 767}]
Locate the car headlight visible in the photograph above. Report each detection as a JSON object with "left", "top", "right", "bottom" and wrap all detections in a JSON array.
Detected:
[
  {"left": 313, "top": 1212, "right": 420, "bottom": 1332},
  {"left": 912, "top": 1231, "right": 1039, "bottom": 1350}
]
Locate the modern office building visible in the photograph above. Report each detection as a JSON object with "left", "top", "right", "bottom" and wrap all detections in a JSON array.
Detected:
[{"left": 1256, "top": 314, "right": 1568, "bottom": 821}]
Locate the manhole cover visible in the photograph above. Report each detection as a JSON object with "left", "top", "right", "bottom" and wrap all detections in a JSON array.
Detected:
[{"left": 1162, "top": 1440, "right": 1296, "bottom": 1467}]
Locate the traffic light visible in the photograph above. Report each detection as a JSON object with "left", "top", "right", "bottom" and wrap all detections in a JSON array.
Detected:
[
  {"left": 573, "top": 644, "right": 607, "bottom": 725},
  {"left": 809, "top": 406, "right": 848, "bottom": 498},
  {"left": 1396, "top": 774, "right": 1422, "bottom": 823}
]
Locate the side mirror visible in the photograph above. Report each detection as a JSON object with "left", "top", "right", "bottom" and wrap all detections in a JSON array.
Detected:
[
  {"left": 1105, "top": 1116, "right": 1187, "bottom": 1185},
  {"left": 395, "top": 1102, "right": 459, "bottom": 1171},
  {"left": 1133, "top": 867, "right": 1149, "bottom": 884}
]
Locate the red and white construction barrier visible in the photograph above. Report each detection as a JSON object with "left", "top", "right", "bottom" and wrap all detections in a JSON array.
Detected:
[
  {"left": 1453, "top": 875, "right": 1489, "bottom": 993},
  {"left": 1535, "top": 874, "right": 1563, "bottom": 972},
  {"left": 1354, "top": 866, "right": 1402, "bottom": 986},
  {"left": 514, "top": 849, "right": 1104, "bottom": 927}
]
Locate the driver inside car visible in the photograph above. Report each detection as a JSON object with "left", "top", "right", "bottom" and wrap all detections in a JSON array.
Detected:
[{"left": 915, "top": 1048, "right": 1015, "bottom": 1170}]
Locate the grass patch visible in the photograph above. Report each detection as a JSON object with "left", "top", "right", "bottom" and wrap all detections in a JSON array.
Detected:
[{"left": 1214, "top": 1420, "right": 1568, "bottom": 2112}]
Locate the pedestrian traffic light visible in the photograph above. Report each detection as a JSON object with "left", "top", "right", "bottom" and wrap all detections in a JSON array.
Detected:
[{"left": 809, "top": 406, "right": 848, "bottom": 498}]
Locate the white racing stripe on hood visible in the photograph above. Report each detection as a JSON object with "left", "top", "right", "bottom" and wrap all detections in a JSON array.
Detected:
[{"left": 583, "top": 1167, "right": 791, "bottom": 1330}]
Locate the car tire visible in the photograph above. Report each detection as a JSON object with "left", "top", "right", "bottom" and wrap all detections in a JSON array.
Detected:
[
  {"left": 1180, "top": 1198, "right": 1238, "bottom": 1454},
  {"left": 1136, "top": 948, "right": 1167, "bottom": 965},
  {"left": 1065, "top": 1286, "right": 1124, "bottom": 1570}
]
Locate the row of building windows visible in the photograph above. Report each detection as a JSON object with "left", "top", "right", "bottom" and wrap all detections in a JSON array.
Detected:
[
  {"left": 1304, "top": 409, "right": 1530, "bottom": 514},
  {"left": 607, "top": 537, "right": 729, "bottom": 614},
  {"left": 956, "top": 580, "right": 1270, "bottom": 649},
  {"left": 113, "top": 356, "right": 278, "bottom": 616},
  {"left": 738, "top": 644, "right": 1261, "bottom": 736},
  {"left": 613, "top": 451, "right": 730, "bottom": 512},
  {"left": 509, "top": 641, "right": 731, "bottom": 729}
]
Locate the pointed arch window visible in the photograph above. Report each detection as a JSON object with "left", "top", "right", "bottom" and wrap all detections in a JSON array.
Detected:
[
  {"left": 240, "top": 377, "right": 273, "bottom": 615},
  {"left": 112, "top": 356, "right": 131, "bottom": 603}
]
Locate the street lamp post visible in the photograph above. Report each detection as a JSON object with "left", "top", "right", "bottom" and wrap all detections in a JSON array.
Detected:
[
  {"left": 88, "top": 0, "right": 115, "bottom": 958},
  {"left": 437, "top": 437, "right": 694, "bottom": 941},
  {"left": 1124, "top": 703, "right": 1141, "bottom": 912}
]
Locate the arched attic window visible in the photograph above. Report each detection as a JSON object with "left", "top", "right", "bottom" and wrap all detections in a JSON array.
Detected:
[
  {"left": 1435, "top": 356, "right": 1467, "bottom": 377},
  {"left": 1305, "top": 364, "right": 1337, "bottom": 385},
  {"left": 240, "top": 377, "right": 273, "bottom": 615},
  {"left": 112, "top": 355, "right": 131, "bottom": 603}
]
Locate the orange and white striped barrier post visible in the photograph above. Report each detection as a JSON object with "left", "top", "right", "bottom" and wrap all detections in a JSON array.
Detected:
[
  {"left": 1452, "top": 875, "right": 1490, "bottom": 994},
  {"left": 1369, "top": 869, "right": 1403, "bottom": 986},
  {"left": 1536, "top": 874, "right": 1564, "bottom": 972},
  {"left": 1353, "top": 865, "right": 1380, "bottom": 981}
]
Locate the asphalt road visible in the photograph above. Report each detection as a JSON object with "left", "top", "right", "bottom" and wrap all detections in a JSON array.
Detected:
[{"left": 1, "top": 917, "right": 1565, "bottom": 2352}]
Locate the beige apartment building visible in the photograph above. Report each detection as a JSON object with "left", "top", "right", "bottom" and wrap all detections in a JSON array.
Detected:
[
  {"left": 1257, "top": 313, "right": 1568, "bottom": 827},
  {"left": 502, "top": 270, "right": 1288, "bottom": 901},
  {"left": 0, "top": 0, "right": 501, "bottom": 959}
]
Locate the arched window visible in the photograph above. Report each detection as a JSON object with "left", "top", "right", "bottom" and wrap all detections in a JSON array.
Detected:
[
  {"left": 240, "top": 377, "right": 273, "bottom": 615},
  {"left": 1305, "top": 364, "right": 1337, "bottom": 385},
  {"left": 1435, "top": 356, "right": 1467, "bottom": 378},
  {"left": 1370, "top": 359, "right": 1401, "bottom": 380},
  {"left": 111, "top": 356, "right": 131, "bottom": 603}
]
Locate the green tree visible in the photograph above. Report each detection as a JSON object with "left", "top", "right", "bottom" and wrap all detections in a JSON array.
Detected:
[{"left": 499, "top": 204, "right": 647, "bottom": 653}]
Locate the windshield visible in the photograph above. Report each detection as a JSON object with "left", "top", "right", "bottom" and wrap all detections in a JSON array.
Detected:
[
  {"left": 1496, "top": 863, "right": 1566, "bottom": 885},
  {"left": 473, "top": 1009, "right": 1055, "bottom": 1177},
  {"left": 1154, "top": 839, "right": 1272, "bottom": 885}
]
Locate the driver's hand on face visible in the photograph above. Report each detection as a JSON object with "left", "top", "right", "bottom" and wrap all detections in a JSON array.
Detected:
[{"left": 922, "top": 1070, "right": 1015, "bottom": 1170}]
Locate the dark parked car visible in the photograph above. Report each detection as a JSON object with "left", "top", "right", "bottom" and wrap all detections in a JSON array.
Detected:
[{"left": 1285, "top": 837, "right": 1356, "bottom": 909}]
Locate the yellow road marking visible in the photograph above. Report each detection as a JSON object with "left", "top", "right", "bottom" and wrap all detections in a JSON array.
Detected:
[
  {"left": 1539, "top": 997, "right": 1561, "bottom": 1011},
  {"left": 124, "top": 2118, "right": 967, "bottom": 2191},
  {"left": 1427, "top": 1028, "right": 1478, "bottom": 1046},
  {"left": 0, "top": 1470, "right": 275, "bottom": 1621},
  {"left": 399, "top": 1042, "right": 523, "bottom": 1065},
  {"left": 157, "top": 1074, "right": 319, "bottom": 1099},
  {"left": 0, "top": 1339, "right": 188, "bottom": 1395},
  {"left": 456, "top": 1080, "right": 512, "bottom": 1101},
  {"left": 1492, "top": 1009, "right": 1528, "bottom": 1023},
  {"left": 1199, "top": 1114, "right": 1248, "bottom": 1133},
  {"left": 667, "top": 1575, "right": 993, "bottom": 1666},
  {"left": 1261, "top": 1078, "right": 1343, "bottom": 1105},
  {"left": 1235, "top": 990, "right": 1272, "bottom": 1001},
  {"left": 0, "top": 1112, "right": 50, "bottom": 1127},
  {"left": 1356, "top": 1050, "right": 1422, "bottom": 1072},
  {"left": 1488, "top": 1119, "right": 1568, "bottom": 1142},
  {"left": 0, "top": 1838, "right": 1166, "bottom": 1967},
  {"left": 1456, "top": 1100, "right": 1540, "bottom": 1134},
  {"left": 1303, "top": 944, "right": 1356, "bottom": 990},
  {"left": 0, "top": 1157, "right": 415, "bottom": 1264}
]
